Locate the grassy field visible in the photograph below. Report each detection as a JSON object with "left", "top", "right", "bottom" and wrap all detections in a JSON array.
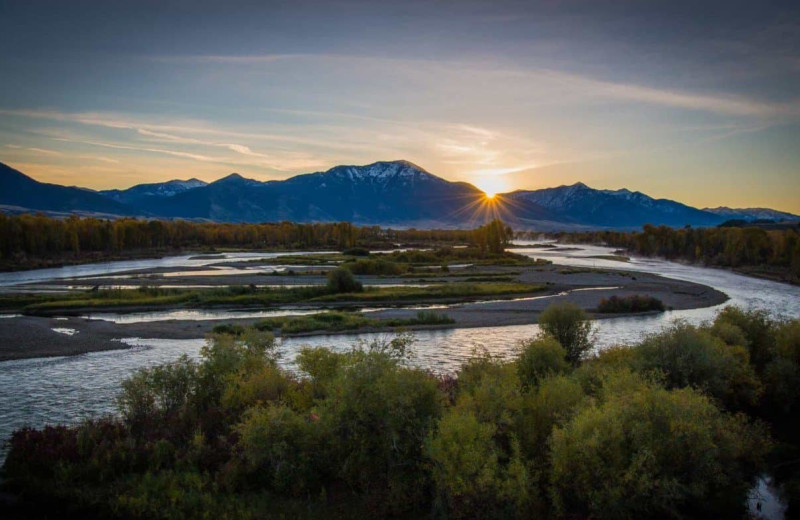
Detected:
[
  {"left": 212, "top": 310, "right": 456, "bottom": 335},
  {"left": 4, "top": 282, "right": 546, "bottom": 314},
  {"left": 310, "top": 282, "right": 545, "bottom": 302}
]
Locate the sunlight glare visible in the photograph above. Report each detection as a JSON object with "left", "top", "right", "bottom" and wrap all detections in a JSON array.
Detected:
[{"left": 473, "top": 175, "right": 508, "bottom": 200}]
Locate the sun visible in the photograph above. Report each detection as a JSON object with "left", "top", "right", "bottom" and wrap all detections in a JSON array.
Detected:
[{"left": 473, "top": 175, "right": 508, "bottom": 200}]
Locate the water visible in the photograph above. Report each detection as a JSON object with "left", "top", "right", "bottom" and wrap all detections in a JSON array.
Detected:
[
  {"left": 83, "top": 308, "right": 319, "bottom": 324},
  {"left": 0, "top": 250, "right": 330, "bottom": 287}
]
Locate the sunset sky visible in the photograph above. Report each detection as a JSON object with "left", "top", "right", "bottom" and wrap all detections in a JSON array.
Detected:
[{"left": 1, "top": 0, "right": 799, "bottom": 212}]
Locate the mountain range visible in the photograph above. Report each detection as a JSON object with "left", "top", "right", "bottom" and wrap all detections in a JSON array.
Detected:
[{"left": 1, "top": 160, "right": 797, "bottom": 230}]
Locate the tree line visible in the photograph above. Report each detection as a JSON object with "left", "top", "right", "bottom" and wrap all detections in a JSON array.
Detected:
[
  {"left": 0, "top": 214, "right": 513, "bottom": 266},
  {"left": 552, "top": 223, "right": 800, "bottom": 282}
]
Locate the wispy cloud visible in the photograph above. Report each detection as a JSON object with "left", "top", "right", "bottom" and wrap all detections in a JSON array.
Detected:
[{"left": 149, "top": 52, "right": 800, "bottom": 118}]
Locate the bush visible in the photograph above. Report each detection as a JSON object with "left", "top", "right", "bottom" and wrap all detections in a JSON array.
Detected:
[
  {"left": 516, "top": 336, "right": 569, "bottom": 388},
  {"left": 713, "top": 307, "right": 776, "bottom": 372},
  {"left": 236, "top": 404, "right": 328, "bottom": 494},
  {"left": 427, "top": 410, "right": 532, "bottom": 519},
  {"left": 550, "top": 375, "right": 768, "bottom": 519},
  {"left": 326, "top": 267, "right": 363, "bottom": 293},
  {"left": 633, "top": 323, "right": 762, "bottom": 410},
  {"left": 342, "top": 258, "right": 406, "bottom": 275},
  {"left": 762, "top": 320, "right": 800, "bottom": 417},
  {"left": 342, "top": 247, "right": 370, "bottom": 256},
  {"left": 538, "top": 302, "right": 593, "bottom": 365},
  {"left": 322, "top": 349, "right": 442, "bottom": 511},
  {"left": 597, "top": 294, "right": 665, "bottom": 313}
]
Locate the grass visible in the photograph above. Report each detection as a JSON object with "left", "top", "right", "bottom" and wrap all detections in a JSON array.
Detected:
[
  {"left": 399, "top": 270, "right": 522, "bottom": 279},
  {"left": 7, "top": 282, "right": 545, "bottom": 314},
  {"left": 212, "top": 310, "right": 456, "bottom": 335},
  {"left": 310, "top": 282, "right": 545, "bottom": 302},
  {"left": 13, "top": 286, "right": 329, "bottom": 314}
]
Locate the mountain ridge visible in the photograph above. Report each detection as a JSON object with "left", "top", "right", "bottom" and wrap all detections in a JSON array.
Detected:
[{"left": 3, "top": 159, "right": 793, "bottom": 229}]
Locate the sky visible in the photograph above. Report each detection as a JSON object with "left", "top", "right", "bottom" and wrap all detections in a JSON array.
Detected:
[{"left": 1, "top": 0, "right": 799, "bottom": 212}]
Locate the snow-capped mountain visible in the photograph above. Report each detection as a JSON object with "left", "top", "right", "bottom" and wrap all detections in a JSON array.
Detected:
[
  {"left": 100, "top": 178, "right": 207, "bottom": 205},
  {"left": 703, "top": 207, "right": 800, "bottom": 222},
  {"left": 136, "top": 161, "right": 491, "bottom": 225},
  {"left": 4, "top": 159, "right": 791, "bottom": 229},
  {"left": 507, "top": 182, "right": 723, "bottom": 228}
]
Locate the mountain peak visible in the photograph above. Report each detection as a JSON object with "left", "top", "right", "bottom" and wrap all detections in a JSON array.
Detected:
[
  {"left": 213, "top": 173, "right": 259, "bottom": 186},
  {"left": 322, "top": 160, "right": 442, "bottom": 183}
]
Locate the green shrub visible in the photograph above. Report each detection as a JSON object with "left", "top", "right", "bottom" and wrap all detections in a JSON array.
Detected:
[
  {"left": 761, "top": 320, "right": 800, "bottom": 417},
  {"left": 342, "top": 258, "right": 405, "bottom": 275},
  {"left": 342, "top": 247, "right": 370, "bottom": 256},
  {"left": 516, "top": 336, "right": 569, "bottom": 388},
  {"left": 427, "top": 410, "right": 533, "bottom": 519},
  {"left": 321, "top": 342, "right": 442, "bottom": 510},
  {"left": 326, "top": 267, "right": 363, "bottom": 293},
  {"left": 632, "top": 323, "right": 762, "bottom": 410},
  {"left": 236, "top": 405, "right": 328, "bottom": 494},
  {"left": 597, "top": 294, "right": 665, "bottom": 313},
  {"left": 549, "top": 375, "right": 768, "bottom": 519},
  {"left": 538, "top": 302, "right": 593, "bottom": 365},
  {"left": 713, "top": 307, "right": 776, "bottom": 372}
]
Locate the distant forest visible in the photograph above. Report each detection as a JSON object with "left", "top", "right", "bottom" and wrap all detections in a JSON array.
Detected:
[
  {"left": 553, "top": 223, "right": 800, "bottom": 284},
  {"left": 0, "top": 214, "right": 512, "bottom": 270}
]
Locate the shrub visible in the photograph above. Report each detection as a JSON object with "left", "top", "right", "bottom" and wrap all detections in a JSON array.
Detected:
[
  {"left": 761, "top": 320, "right": 800, "bottom": 417},
  {"left": 384, "top": 310, "right": 455, "bottom": 327},
  {"left": 538, "top": 302, "right": 593, "bottom": 365},
  {"left": 326, "top": 267, "right": 363, "bottom": 293},
  {"left": 321, "top": 344, "right": 442, "bottom": 510},
  {"left": 342, "top": 258, "right": 406, "bottom": 275},
  {"left": 236, "top": 404, "right": 328, "bottom": 494},
  {"left": 427, "top": 410, "right": 532, "bottom": 519},
  {"left": 342, "top": 247, "right": 370, "bottom": 256},
  {"left": 713, "top": 307, "right": 776, "bottom": 372},
  {"left": 597, "top": 294, "right": 665, "bottom": 313},
  {"left": 632, "top": 323, "right": 762, "bottom": 410},
  {"left": 516, "top": 336, "right": 569, "bottom": 388},
  {"left": 549, "top": 376, "right": 769, "bottom": 519},
  {"left": 211, "top": 323, "right": 245, "bottom": 335}
]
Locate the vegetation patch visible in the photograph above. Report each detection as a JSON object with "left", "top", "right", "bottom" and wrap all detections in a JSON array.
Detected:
[
  {"left": 597, "top": 294, "right": 666, "bottom": 313},
  {"left": 311, "top": 282, "right": 545, "bottom": 302},
  {"left": 341, "top": 258, "right": 407, "bottom": 275},
  {"left": 5, "top": 305, "right": 797, "bottom": 519},
  {"left": 211, "top": 310, "right": 456, "bottom": 336}
]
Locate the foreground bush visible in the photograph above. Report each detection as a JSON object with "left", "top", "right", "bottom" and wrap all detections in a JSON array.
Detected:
[
  {"left": 538, "top": 302, "right": 593, "bottom": 365},
  {"left": 4, "top": 305, "right": 795, "bottom": 519},
  {"left": 550, "top": 373, "right": 767, "bottom": 519}
]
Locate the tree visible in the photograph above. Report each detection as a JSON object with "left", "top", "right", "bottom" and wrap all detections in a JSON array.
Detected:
[{"left": 538, "top": 302, "right": 593, "bottom": 365}]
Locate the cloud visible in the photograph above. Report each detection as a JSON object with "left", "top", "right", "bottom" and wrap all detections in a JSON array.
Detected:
[{"left": 144, "top": 52, "right": 800, "bottom": 118}]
